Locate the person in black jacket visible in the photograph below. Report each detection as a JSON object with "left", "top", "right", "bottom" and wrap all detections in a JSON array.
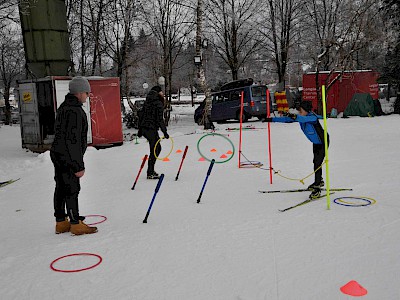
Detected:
[
  {"left": 50, "top": 77, "right": 97, "bottom": 235},
  {"left": 138, "top": 86, "right": 169, "bottom": 179}
]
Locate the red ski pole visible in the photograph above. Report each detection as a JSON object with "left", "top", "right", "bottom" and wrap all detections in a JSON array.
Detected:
[
  {"left": 175, "top": 146, "right": 189, "bottom": 181},
  {"left": 131, "top": 155, "right": 148, "bottom": 190}
]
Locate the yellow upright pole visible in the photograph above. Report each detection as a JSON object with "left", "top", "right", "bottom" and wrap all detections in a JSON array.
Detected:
[{"left": 321, "top": 85, "right": 331, "bottom": 209}]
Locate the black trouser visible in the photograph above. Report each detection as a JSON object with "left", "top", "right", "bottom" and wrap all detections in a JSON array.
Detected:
[
  {"left": 313, "top": 143, "right": 328, "bottom": 185},
  {"left": 50, "top": 152, "right": 80, "bottom": 224},
  {"left": 142, "top": 128, "right": 161, "bottom": 176}
]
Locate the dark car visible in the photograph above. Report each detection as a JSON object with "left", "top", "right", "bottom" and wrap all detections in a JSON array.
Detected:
[
  {"left": 194, "top": 83, "right": 277, "bottom": 124},
  {"left": 0, "top": 106, "right": 19, "bottom": 124}
]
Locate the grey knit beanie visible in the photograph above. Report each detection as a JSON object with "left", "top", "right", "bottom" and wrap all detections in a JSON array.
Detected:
[{"left": 69, "top": 76, "right": 91, "bottom": 94}]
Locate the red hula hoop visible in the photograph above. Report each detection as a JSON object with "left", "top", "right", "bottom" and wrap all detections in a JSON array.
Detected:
[
  {"left": 50, "top": 253, "right": 103, "bottom": 273},
  {"left": 84, "top": 215, "right": 107, "bottom": 225}
]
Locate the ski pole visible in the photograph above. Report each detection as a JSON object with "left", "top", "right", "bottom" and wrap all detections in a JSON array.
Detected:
[
  {"left": 175, "top": 145, "right": 189, "bottom": 181},
  {"left": 197, "top": 159, "right": 215, "bottom": 204},
  {"left": 131, "top": 155, "right": 148, "bottom": 190},
  {"left": 143, "top": 174, "right": 164, "bottom": 223}
]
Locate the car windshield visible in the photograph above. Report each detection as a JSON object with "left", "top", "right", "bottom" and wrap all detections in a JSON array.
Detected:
[{"left": 251, "top": 86, "right": 267, "bottom": 97}]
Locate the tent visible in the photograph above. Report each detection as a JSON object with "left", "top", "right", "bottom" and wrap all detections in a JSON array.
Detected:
[{"left": 344, "top": 93, "right": 378, "bottom": 117}]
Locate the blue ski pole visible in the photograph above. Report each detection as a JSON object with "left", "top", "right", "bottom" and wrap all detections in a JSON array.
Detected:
[
  {"left": 143, "top": 174, "right": 164, "bottom": 223},
  {"left": 197, "top": 159, "right": 215, "bottom": 203}
]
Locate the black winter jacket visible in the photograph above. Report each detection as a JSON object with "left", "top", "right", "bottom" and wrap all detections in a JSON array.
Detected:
[
  {"left": 51, "top": 94, "right": 88, "bottom": 173},
  {"left": 139, "top": 90, "right": 168, "bottom": 134}
]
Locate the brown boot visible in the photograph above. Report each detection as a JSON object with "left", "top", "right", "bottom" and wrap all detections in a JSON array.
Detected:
[
  {"left": 55, "top": 219, "right": 71, "bottom": 234},
  {"left": 70, "top": 221, "right": 98, "bottom": 235}
]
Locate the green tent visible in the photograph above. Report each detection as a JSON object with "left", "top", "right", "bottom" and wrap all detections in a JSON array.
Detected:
[{"left": 344, "top": 93, "right": 376, "bottom": 117}]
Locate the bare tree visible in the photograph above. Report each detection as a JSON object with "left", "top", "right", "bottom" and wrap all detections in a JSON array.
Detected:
[
  {"left": 66, "top": 0, "right": 90, "bottom": 74},
  {"left": 302, "top": 0, "right": 380, "bottom": 113},
  {"left": 66, "top": 0, "right": 115, "bottom": 75},
  {"left": 67, "top": 0, "right": 140, "bottom": 111},
  {"left": 101, "top": 0, "right": 139, "bottom": 112},
  {"left": 87, "top": 0, "right": 108, "bottom": 76},
  {"left": 140, "top": 0, "right": 194, "bottom": 124},
  {"left": 258, "top": 0, "right": 304, "bottom": 88},
  {"left": 206, "top": 0, "right": 262, "bottom": 80},
  {"left": 0, "top": 27, "right": 24, "bottom": 125},
  {"left": 0, "top": 1, "right": 18, "bottom": 28}
]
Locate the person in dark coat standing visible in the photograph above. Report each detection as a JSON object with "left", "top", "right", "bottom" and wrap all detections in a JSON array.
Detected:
[
  {"left": 50, "top": 77, "right": 97, "bottom": 235},
  {"left": 263, "top": 101, "right": 329, "bottom": 199},
  {"left": 138, "top": 86, "right": 169, "bottom": 179}
]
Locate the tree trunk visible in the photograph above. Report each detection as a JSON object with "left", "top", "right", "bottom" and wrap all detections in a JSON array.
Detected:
[
  {"left": 80, "top": 0, "right": 85, "bottom": 75},
  {"left": 232, "top": 68, "right": 238, "bottom": 80},
  {"left": 196, "top": 0, "right": 213, "bottom": 129},
  {"left": 3, "top": 86, "right": 11, "bottom": 125}
]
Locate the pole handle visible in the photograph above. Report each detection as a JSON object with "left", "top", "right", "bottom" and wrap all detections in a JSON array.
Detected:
[
  {"left": 140, "top": 155, "right": 148, "bottom": 168},
  {"left": 207, "top": 159, "right": 215, "bottom": 175},
  {"left": 175, "top": 146, "right": 189, "bottom": 181},
  {"left": 182, "top": 145, "right": 188, "bottom": 159},
  {"left": 131, "top": 155, "right": 148, "bottom": 190},
  {"left": 155, "top": 174, "right": 165, "bottom": 193}
]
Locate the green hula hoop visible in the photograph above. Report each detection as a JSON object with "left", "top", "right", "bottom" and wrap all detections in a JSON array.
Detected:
[
  {"left": 154, "top": 137, "right": 174, "bottom": 161},
  {"left": 197, "top": 133, "right": 235, "bottom": 163}
]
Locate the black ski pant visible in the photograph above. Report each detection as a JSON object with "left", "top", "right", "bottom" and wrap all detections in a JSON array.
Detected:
[
  {"left": 142, "top": 128, "right": 161, "bottom": 176},
  {"left": 50, "top": 152, "right": 80, "bottom": 224},
  {"left": 313, "top": 142, "right": 328, "bottom": 185}
]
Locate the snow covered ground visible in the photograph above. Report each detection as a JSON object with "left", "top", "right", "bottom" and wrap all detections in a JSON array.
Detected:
[{"left": 1, "top": 106, "right": 400, "bottom": 299}]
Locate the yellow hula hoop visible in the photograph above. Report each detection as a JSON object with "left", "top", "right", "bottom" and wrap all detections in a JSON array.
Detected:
[
  {"left": 154, "top": 137, "right": 174, "bottom": 161},
  {"left": 337, "top": 196, "right": 377, "bottom": 205}
]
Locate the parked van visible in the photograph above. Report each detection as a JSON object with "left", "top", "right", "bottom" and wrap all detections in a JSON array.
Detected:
[{"left": 194, "top": 79, "right": 276, "bottom": 124}]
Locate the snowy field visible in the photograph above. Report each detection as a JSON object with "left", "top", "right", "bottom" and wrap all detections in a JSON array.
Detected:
[{"left": 0, "top": 106, "right": 400, "bottom": 299}]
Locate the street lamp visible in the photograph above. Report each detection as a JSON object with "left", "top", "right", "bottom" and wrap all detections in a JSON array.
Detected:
[{"left": 194, "top": 55, "right": 202, "bottom": 66}]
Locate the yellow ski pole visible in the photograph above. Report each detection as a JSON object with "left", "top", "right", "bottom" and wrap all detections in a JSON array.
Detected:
[{"left": 321, "top": 85, "right": 331, "bottom": 209}]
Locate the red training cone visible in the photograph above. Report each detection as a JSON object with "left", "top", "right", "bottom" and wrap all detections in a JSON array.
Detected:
[
  {"left": 220, "top": 154, "right": 228, "bottom": 158},
  {"left": 198, "top": 157, "right": 206, "bottom": 161},
  {"left": 340, "top": 280, "right": 368, "bottom": 297}
]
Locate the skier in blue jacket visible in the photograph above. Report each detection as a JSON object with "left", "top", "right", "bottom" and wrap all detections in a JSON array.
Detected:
[{"left": 263, "top": 101, "right": 329, "bottom": 198}]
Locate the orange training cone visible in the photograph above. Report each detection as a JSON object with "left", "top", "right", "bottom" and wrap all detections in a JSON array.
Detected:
[
  {"left": 226, "top": 150, "right": 233, "bottom": 154},
  {"left": 220, "top": 154, "right": 228, "bottom": 158},
  {"left": 210, "top": 148, "right": 217, "bottom": 152},
  {"left": 163, "top": 157, "right": 170, "bottom": 162},
  {"left": 340, "top": 280, "right": 368, "bottom": 297},
  {"left": 198, "top": 157, "right": 206, "bottom": 161},
  {"left": 176, "top": 149, "right": 182, "bottom": 153}
]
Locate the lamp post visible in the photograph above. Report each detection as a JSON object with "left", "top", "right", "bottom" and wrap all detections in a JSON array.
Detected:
[{"left": 194, "top": 55, "right": 202, "bottom": 66}]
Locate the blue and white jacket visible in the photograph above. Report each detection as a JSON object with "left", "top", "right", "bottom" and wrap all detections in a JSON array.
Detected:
[{"left": 272, "top": 112, "right": 328, "bottom": 145}]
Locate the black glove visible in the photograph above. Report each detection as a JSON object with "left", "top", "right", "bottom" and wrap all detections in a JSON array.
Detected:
[
  {"left": 137, "top": 128, "right": 143, "bottom": 137},
  {"left": 283, "top": 112, "right": 297, "bottom": 120},
  {"left": 262, "top": 118, "right": 273, "bottom": 122},
  {"left": 164, "top": 133, "right": 169, "bottom": 139}
]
